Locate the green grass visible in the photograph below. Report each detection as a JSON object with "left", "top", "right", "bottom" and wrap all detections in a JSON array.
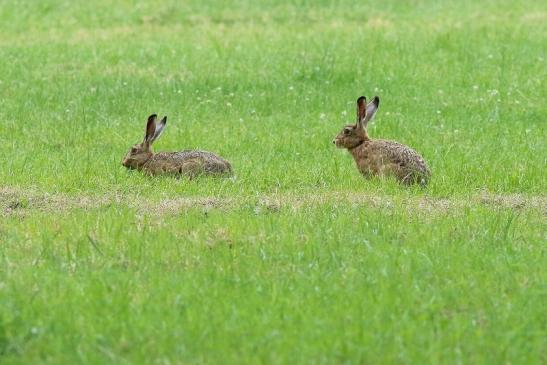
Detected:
[{"left": 0, "top": 0, "right": 546, "bottom": 364}]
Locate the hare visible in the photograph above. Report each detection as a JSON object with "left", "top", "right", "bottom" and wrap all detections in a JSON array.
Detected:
[
  {"left": 122, "top": 114, "right": 232, "bottom": 177},
  {"left": 333, "top": 96, "right": 430, "bottom": 185}
]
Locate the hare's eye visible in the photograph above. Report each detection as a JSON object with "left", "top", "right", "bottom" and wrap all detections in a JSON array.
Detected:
[
  {"left": 131, "top": 147, "right": 138, "bottom": 153},
  {"left": 343, "top": 129, "right": 350, "bottom": 135}
]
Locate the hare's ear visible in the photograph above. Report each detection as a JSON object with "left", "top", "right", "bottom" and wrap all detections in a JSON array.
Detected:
[
  {"left": 144, "top": 114, "right": 157, "bottom": 144},
  {"left": 363, "top": 96, "right": 380, "bottom": 125},
  {"left": 356, "top": 96, "right": 367, "bottom": 128},
  {"left": 152, "top": 116, "right": 167, "bottom": 142}
]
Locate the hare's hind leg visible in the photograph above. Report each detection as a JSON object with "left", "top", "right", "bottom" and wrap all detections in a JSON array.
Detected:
[
  {"left": 205, "top": 161, "right": 232, "bottom": 176},
  {"left": 378, "top": 163, "right": 403, "bottom": 182},
  {"left": 175, "top": 159, "right": 204, "bottom": 178}
]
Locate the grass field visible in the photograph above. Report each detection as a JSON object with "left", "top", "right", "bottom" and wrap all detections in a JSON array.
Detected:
[{"left": 0, "top": 0, "right": 546, "bottom": 364}]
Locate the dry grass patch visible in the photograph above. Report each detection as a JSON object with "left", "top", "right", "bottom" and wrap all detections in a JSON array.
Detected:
[{"left": 2, "top": 186, "right": 546, "bottom": 218}]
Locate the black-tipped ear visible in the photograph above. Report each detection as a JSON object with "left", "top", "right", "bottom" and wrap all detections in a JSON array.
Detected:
[
  {"left": 152, "top": 116, "right": 167, "bottom": 142},
  {"left": 363, "top": 96, "right": 380, "bottom": 125},
  {"left": 144, "top": 114, "right": 157, "bottom": 144},
  {"left": 356, "top": 96, "right": 367, "bottom": 127}
]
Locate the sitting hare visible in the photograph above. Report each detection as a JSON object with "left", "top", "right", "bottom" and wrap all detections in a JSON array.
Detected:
[
  {"left": 333, "top": 96, "right": 430, "bottom": 185},
  {"left": 122, "top": 114, "right": 232, "bottom": 177}
]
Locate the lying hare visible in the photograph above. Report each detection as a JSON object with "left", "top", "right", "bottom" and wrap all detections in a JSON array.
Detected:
[
  {"left": 122, "top": 114, "right": 232, "bottom": 177},
  {"left": 333, "top": 96, "right": 430, "bottom": 185}
]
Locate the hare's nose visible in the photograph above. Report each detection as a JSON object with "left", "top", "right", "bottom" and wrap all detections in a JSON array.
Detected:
[{"left": 332, "top": 139, "right": 336, "bottom": 144}]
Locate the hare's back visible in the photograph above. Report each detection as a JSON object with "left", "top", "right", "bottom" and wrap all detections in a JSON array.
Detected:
[
  {"left": 175, "top": 150, "right": 225, "bottom": 162},
  {"left": 369, "top": 139, "right": 430, "bottom": 180},
  {"left": 148, "top": 150, "right": 231, "bottom": 176},
  {"left": 174, "top": 150, "right": 232, "bottom": 174}
]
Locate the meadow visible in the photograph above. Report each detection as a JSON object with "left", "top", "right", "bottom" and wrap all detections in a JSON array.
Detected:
[{"left": 0, "top": 0, "right": 545, "bottom": 364}]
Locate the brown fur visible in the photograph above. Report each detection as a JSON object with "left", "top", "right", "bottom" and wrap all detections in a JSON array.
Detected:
[
  {"left": 122, "top": 114, "right": 232, "bottom": 177},
  {"left": 333, "top": 96, "right": 430, "bottom": 185}
]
